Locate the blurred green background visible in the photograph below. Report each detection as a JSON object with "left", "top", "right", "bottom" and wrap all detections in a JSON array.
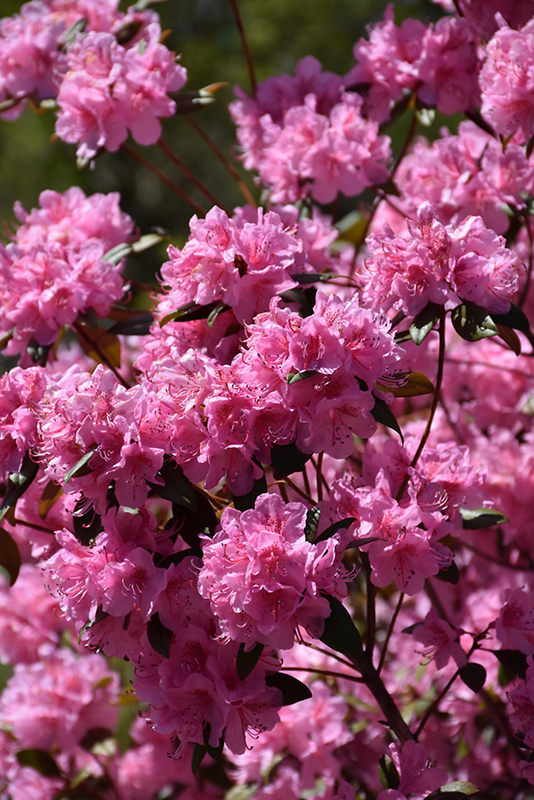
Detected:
[{"left": 0, "top": 0, "right": 441, "bottom": 282}]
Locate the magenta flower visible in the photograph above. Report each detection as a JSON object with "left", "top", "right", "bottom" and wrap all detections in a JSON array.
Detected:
[
  {"left": 198, "top": 493, "right": 350, "bottom": 650},
  {"left": 414, "top": 607, "right": 467, "bottom": 669}
]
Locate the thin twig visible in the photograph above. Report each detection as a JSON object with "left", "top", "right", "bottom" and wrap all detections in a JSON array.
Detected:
[
  {"left": 185, "top": 116, "right": 258, "bottom": 207},
  {"left": 157, "top": 139, "right": 227, "bottom": 211},
  {"left": 229, "top": 0, "right": 257, "bottom": 97},
  {"left": 122, "top": 143, "right": 207, "bottom": 216},
  {"left": 377, "top": 592, "right": 405, "bottom": 675}
]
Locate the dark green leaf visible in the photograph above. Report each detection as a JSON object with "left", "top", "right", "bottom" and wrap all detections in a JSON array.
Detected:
[
  {"left": 304, "top": 508, "right": 321, "bottom": 542},
  {"left": 109, "top": 312, "right": 154, "bottom": 336},
  {"left": 490, "top": 302, "right": 530, "bottom": 332},
  {"left": 151, "top": 459, "right": 198, "bottom": 510},
  {"left": 147, "top": 612, "right": 173, "bottom": 659},
  {"left": 394, "top": 329, "right": 414, "bottom": 344},
  {"left": 289, "top": 272, "right": 337, "bottom": 284},
  {"left": 160, "top": 300, "right": 221, "bottom": 327},
  {"left": 378, "top": 754, "right": 400, "bottom": 790},
  {"left": 233, "top": 472, "right": 268, "bottom": 512},
  {"left": 287, "top": 370, "right": 317, "bottom": 385},
  {"left": 402, "top": 622, "right": 423, "bottom": 635},
  {"left": 451, "top": 302, "right": 499, "bottom": 342},
  {"left": 460, "top": 507, "right": 508, "bottom": 529},
  {"left": 191, "top": 743, "right": 207, "bottom": 775},
  {"left": 207, "top": 302, "right": 230, "bottom": 328},
  {"left": 0, "top": 454, "right": 39, "bottom": 523},
  {"left": 265, "top": 672, "right": 312, "bottom": 705},
  {"left": 270, "top": 442, "right": 312, "bottom": 480},
  {"left": 495, "top": 324, "right": 521, "bottom": 355},
  {"left": 371, "top": 396, "right": 403, "bottom": 443},
  {"left": 459, "top": 663, "right": 486, "bottom": 693},
  {"left": 494, "top": 649, "right": 528, "bottom": 681},
  {"left": 237, "top": 642, "right": 265, "bottom": 681},
  {"left": 320, "top": 594, "right": 363, "bottom": 659},
  {"left": 0, "top": 528, "right": 21, "bottom": 586},
  {"left": 409, "top": 302, "right": 442, "bottom": 345},
  {"left": 16, "top": 749, "right": 61, "bottom": 778},
  {"left": 436, "top": 560, "right": 459, "bottom": 585},
  {"left": 313, "top": 518, "right": 357, "bottom": 544}
]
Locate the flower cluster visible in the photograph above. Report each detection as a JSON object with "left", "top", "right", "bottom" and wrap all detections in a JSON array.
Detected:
[
  {"left": 363, "top": 202, "right": 524, "bottom": 317},
  {"left": 230, "top": 55, "right": 391, "bottom": 203},
  {"left": 2, "top": 0, "right": 534, "bottom": 797},
  {"left": 0, "top": 0, "right": 186, "bottom": 159},
  {"left": 0, "top": 188, "right": 133, "bottom": 361}
]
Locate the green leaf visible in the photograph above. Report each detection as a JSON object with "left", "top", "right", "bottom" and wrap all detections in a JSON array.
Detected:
[
  {"left": 490, "top": 302, "right": 530, "bottom": 332},
  {"left": 159, "top": 300, "right": 221, "bottom": 327},
  {"left": 494, "top": 649, "right": 528, "bottom": 681},
  {"left": 147, "top": 612, "right": 173, "bottom": 659},
  {"left": 460, "top": 507, "right": 508, "bottom": 529},
  {"left": 289, "top": 272, "right": 337, "bottom": 284},
  {"left": 459, "top": 663, "right": 486, "bottom": 693},
  {"left": 378, "top": 754, "right": 400, "bottom": 790},
  {"left": 207, "top": 301, "right": 230, "bottom": 328},
  {"left": 320, "top": 595, "right": 363, "bottom": 659},
  {"left": 287, "top": 370, "right": 317, "bottom": 385},
  {"left": 0, "top": 528, "right": 21, "bottom": 585},
  {"left": 109, "top": 312, "right": 154, "bottom": 336},
  {"left": 0, "top": 454, "right": 39, "bottom": 523},
  {"left": 270, "top": 442, "right": 313, "bottom": 480},
  {"left": 16, "top": 749, "right": 61, "bottom": 778},
  {"left": 409, "top": 302, "right": 442, "bottom": 345},
  {"left": 313, "top": 517, "right": 357, "bottom": 544},
  {"left": 150, "top": 459, "right": 198, "bottom": 510},
  {"left": 451, "top": 302, "right": 499, "bottom": 342},
  {"left": 436, "top": 560, "right": 459, "bottom": 585},
  {"left": 191, "top": 742, "right": 207, "bottom": 775},
  {"left": 377, "top": 371, "right": 434, "bottom": 398},
  {"left": 237, "top": 642, "right": 265, "bottom": 681},
  {"left": 265, "top": 672, "right": 312, "bottom": 706},
  {"left": 371, "top": 396, "right": 404, "bottom": 443},
  {"left": 304, "top": 508, "right": 321, "bottom": 542},
  {"left": 64, "top": 449, "right": 97, "bottom": 484},
  {"left": 38, "top": 479, "right": 63, "bottom": 520},
  {"left": 233, "top": 472, "right": 268, "bottom": 512},
  {"left": 425, "top": 781, "right": 480, "bottom": 799}
]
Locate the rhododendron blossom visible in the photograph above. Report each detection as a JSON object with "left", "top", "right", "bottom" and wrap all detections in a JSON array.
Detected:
[
  {"left": 199, "top": 493, "right": 351, "bottom": 649},
  {"left": 364, "top": 202, "right": 525, "bottom": 317},
  {"left": 1, "top": 0, "right": 534, "bottom": 797}
]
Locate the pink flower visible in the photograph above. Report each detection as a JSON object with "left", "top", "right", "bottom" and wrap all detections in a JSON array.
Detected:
[
  {"left": 198, "top": 493, "right": 350, "bottom": 650},
  {"left": 230, "top": 56, "right": 391, "bottom": 203},
  {"left": 414, "top": 607, "right": 467, "bottom": 669},
  {"left": 496, "top": 587, "right": 534, "bottom": 654},
  {"left": 378, "top": 741, "right": 448, "bottom": 798},
  {"left": 56, "top": 23, "right": 186, "bottom": 159},
  {"left": 480, "top": 16, "right": 534, "bottom": 142},
  {"left": 364, "top": 203, "right": 524, "bottom": 317}
]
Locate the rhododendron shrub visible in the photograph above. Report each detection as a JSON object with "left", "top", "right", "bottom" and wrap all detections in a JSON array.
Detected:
[{"left": 2, "top": 1, "right": 534, "bottom": 799}]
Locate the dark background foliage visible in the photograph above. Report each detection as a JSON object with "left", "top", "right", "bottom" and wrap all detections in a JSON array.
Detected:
[{"left": 0, "top": 0, "right": 441, "bottom": 284}]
